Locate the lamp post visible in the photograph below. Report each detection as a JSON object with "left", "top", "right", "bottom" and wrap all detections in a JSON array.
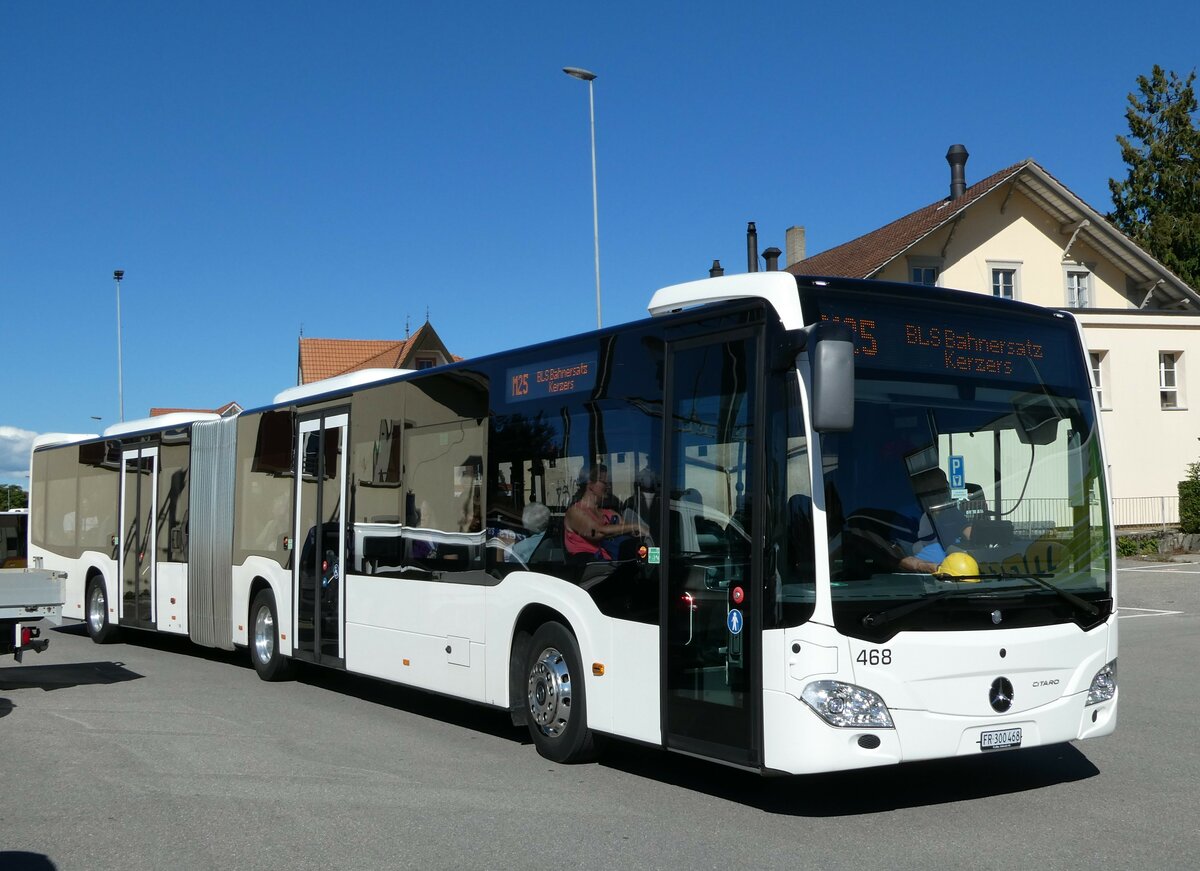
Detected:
[
  {"left": 113, "top": 270, "right": 125, "bottom": 422},
  {"left": 563, "top": 66, "right": 601, "bottom": 329}
]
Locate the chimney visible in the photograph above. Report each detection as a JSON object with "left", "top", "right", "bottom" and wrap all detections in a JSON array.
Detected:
[
  {"left": 709, "top": 259, "right": 725, "bottom": 278},
  {"left": 746, "top": 221, "right": 759, "bottom": 272},
  {"left": 946, "top": 144, "right": 969, "bottom": 200},
  {"left": 763, "top": 247, "right": 782, "bottom": 271},
  {"left": 785, "top": 226, "right": 806, "bottom": 267}
]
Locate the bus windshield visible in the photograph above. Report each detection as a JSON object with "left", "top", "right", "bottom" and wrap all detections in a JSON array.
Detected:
[{"left": 808, "top": 290, "right": 1111, "bottom": 641}]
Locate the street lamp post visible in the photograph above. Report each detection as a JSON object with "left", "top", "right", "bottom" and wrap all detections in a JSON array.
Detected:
[
  {"left": 563, "top": 66, "right": 601, "bottom": 329},
  {"left": 114, "top": 269, "right": 125, "bottom": 422}
]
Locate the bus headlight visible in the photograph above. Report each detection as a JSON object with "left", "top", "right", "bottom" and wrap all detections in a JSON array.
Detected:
[
  {"left": 801, "top": 680, "right": 894, "bottom": 729},
  {"left": 1086, "top": 659, "right": 1117, "bottom": 706}
]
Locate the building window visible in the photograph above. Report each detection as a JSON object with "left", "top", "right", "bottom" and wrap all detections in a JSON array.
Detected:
[
  {"left": 1160, "top": 352, "right": 1181, "bottom": 409},
  {"left": 906, "top": 256, "right": 942, "bottom": 287},
  {"left": 1066, "top": 269, "right": 1091, "bottom": 308},
  {"left": 415, "top": 357, "right": 437, "bottom": 370},
  {"left": 1089, "top": 351, "right": 1107, "bottom": 408},
  {"left": 992, "top": 269, "right": 1015, "bottom": 299},
  {"left": 987, "top": 260, "right": 1021, "bottom": 301},
  {"left": 911, "top": 267, "right": 938, "bottom": 286}
]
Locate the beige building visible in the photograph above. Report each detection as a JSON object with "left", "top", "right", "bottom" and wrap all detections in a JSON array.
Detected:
[{"left": 788, "top": 146, "right": 1200, "bottom": 525}]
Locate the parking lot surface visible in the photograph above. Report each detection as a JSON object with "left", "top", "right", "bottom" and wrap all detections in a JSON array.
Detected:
[{"left": 1, "top": 558, "right": 1196, "bottom": 871}]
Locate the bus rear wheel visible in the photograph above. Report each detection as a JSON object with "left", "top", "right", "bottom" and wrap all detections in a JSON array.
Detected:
[
  {"left": 250, "top": 588, "right": 293, "bottom": 682},
  {"left": 525, "top": 622, "right": 595, "bottom": 763},
  {"left": 85, "top": 577, "right": 120, "bottom": 644}
]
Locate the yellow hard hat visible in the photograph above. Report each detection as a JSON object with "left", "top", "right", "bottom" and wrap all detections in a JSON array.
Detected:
[{"left": 937, "top": 551, "right": 980, "bottom": 581}]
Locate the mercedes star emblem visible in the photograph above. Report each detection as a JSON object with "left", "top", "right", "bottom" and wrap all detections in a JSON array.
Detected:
[{"left": 989, "top": 677, "right": 1014, "bottom": 713}]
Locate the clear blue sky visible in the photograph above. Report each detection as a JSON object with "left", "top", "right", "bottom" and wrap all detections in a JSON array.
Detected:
[{"left": 2, "top": 0, "right": 1198, "bottom": 484}]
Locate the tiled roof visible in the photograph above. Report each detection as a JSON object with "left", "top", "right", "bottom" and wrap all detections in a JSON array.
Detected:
[
  {"left": 299, "top": 337, "right": 414, "bottom": 384},
  {"left": 297, "top": 322, "right": 458, "bottom": 384},
  {"left": 789, "top": 161, "right": 1029, "bottom": 278}
]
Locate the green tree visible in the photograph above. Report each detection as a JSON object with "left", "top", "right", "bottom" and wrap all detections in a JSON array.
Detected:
[
  {"left": 1179, "top": 462, "right": 1200, "bottom": 534},
  {"left": 1108, "top": 65, "right": 1200, "bottom": 291},
  {"left": 1, "top": 484, "right": 27, "bottom": 510}
]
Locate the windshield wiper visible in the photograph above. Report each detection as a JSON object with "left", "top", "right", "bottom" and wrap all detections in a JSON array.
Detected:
[
  {"left": 861, "top": 589, "right": 965, "bottom": 629},
  {"left": 995, "top": 572, "right": 1100, "bottom": 617},
  {"left": 860, "top": 571, "right": 1099, "bottom": 629}
]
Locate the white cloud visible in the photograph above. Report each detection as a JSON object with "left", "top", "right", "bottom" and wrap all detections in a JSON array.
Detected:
[{"left": 0, "top": 426, "right": 38, "bottom": 479}]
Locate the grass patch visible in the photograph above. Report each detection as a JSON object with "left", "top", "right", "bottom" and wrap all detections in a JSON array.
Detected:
[{"left": 1117, "top": 535, "right": 1161, "bottom": 557}]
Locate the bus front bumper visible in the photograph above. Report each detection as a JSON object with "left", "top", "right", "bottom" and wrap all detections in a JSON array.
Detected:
[{"left": 762, "top": 687, "right": 1117, "bottom": 775}]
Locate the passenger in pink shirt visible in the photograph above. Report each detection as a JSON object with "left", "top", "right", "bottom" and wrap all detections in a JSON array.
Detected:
[{"left": 564, "top": 465, "right": 648, "bottom": 560}]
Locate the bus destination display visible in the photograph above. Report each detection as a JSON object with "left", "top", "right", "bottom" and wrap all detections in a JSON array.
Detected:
[
  {"left": 820, "top": 310, "right": 1059, "bottom": 379},
  {"left": 507, "top": 352, "right": 598, "bottom": 403}
]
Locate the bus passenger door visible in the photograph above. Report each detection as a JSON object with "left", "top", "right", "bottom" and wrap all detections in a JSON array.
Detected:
[
  {"left": 118, "top": 446, "right": 158, "bottom": 628},
  {"left": 293, "top": 413, "right": 348, "bottom": 666},
  {"left": 662, "top": 330, "right": 761, "bottom": 767}
]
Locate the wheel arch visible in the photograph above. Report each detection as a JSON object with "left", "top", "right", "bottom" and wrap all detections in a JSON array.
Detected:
[
  {"left": 247, "top": 575, "right": 274, "bottom": 617},
  {"left": 508, "top": 603, "right": 574, "bottom": 725}
]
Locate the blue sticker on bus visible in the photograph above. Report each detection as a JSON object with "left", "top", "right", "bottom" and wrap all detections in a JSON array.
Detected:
[
  {"left": 727, "top": 609, "right": 743, "bottom": 636},
  {"left": 506, "top": 353, "right": 598, "bottom": 403}
]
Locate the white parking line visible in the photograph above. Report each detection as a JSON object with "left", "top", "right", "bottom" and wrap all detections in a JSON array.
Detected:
[
  {"left": 1124, "top": 567, "right": 1200, "bottom": 574},
  {"left": 1120, "top": 563, "right": 1178, "bottom": 571},
  {"left": 1118, "top": 606, "right": 1184, "bottom": 619}
]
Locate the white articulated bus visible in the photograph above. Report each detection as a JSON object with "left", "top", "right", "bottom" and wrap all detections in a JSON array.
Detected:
[{"left": 28, "top": 273, "right": 1117, "bottom": 774}]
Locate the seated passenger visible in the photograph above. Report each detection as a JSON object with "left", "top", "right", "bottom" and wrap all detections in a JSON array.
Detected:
[
  {"left": 511, "top": 502, "right": 551, "bottom": 565},
  {"left": 564, "top": 464, "right": 647, "bottom": 560}
]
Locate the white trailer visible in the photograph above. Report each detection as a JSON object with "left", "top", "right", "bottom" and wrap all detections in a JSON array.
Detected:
[{"left": 1, "top": 567, "right": 64, "bottom": 661}]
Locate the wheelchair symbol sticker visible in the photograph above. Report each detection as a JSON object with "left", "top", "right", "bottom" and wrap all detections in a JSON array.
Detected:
[{"left": 727, "top": 609, "right": 743, "bottom": 636}]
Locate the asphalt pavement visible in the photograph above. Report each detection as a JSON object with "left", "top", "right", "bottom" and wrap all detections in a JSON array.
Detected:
[{"left": 0, "top": 558, "right": 1196, "bottom": 871}]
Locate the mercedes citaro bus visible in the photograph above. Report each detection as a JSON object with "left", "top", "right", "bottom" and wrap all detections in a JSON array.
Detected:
[{"left": 28, "top": 272, "right": 1116, "bottom": 774}]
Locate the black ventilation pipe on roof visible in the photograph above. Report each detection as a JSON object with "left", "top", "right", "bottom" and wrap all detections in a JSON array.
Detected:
[
  {"left": 747, "top": 222, "right": 759, "bottom": 272},
  {"left": 709, "top": 260, "right": 725, "bottom": 277},
  {"left": 947, "top": 144, "right": 969, "bottom": 200},
  {"left": 763, "top": 247, "right": 782, "bottom": 271}
]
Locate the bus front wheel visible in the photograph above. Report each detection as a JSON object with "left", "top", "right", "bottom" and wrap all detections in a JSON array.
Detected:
[
  {"left": 250, "top": 588, "right": 293, "bottom": 682},
  {"left": 85, "top": 577, "right": 120, "bottom": 644},
  {"left": 525, "top": 622, "right": 595, "bottom": 763}
]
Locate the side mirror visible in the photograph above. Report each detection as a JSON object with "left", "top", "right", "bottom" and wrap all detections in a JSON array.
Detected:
[{"left": 810, "top": 322, "right": 855, "bottom": 432}]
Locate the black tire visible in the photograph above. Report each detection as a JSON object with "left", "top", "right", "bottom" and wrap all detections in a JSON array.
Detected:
[
  {"left": 85, "top": 577, "right": 121, "bottom": 644},
  {"left": 249, "top": 588, "right": 293, "bottom": 681},
  {"left": 525, "top": 622, "right": 596, "bottom": 763}
]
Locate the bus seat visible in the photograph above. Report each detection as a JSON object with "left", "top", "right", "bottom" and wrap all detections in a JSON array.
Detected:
[{"left": 963, "top": 483, "right": 987, "bottom": 517}]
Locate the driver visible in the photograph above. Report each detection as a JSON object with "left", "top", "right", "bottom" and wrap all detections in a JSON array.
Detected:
[{"left": 908, "top": 467, "right": 973, "bottom": 572}]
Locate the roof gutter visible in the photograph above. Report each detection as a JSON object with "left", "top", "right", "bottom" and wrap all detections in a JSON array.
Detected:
[{"left": 1023, "top": 163, "right": 1200, "bottom": 307}]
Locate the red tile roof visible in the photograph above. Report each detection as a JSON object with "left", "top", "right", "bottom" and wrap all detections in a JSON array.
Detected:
[
  {"left": 789, "top": 161, "right": 1028, "bottom": 278},
  {"left": 297, "top": 322, "right": 460, "bottom": 384},
  {"left": 298, "top": 337, "right": 414, "bottom": 384}
]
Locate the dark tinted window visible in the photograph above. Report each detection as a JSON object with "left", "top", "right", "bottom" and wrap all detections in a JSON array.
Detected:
[
  {"left": 484, "top": 329, "right": 664, "bottom": 623},
  {"left": 350, "top": 372, "right": 489, "bottom": 579},
  {"left": 234, "top": 411, "right": 293, "bottom": 565},
  {"left": 157, "top": 433, "right": 190, "bottom": 563}
]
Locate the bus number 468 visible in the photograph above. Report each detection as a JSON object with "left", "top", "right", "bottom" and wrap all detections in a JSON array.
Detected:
[{"left": 856, "top": 649, "right": 892, "bottom": 666}]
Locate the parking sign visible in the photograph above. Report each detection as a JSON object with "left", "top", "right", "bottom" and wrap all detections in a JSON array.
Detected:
[{"left": 949, "top": 455, "right": 965, "bottom": 490}]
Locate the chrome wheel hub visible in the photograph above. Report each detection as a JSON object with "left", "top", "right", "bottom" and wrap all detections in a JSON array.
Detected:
[
  {"left": 87, "top": 585, "right": 106, "bottom": 633},
  {"left": 528, "top": 646, "right": 572, "bottom": 737},
  {"left": 254, "top": 605, "right": 275, "bottom": 664}
]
